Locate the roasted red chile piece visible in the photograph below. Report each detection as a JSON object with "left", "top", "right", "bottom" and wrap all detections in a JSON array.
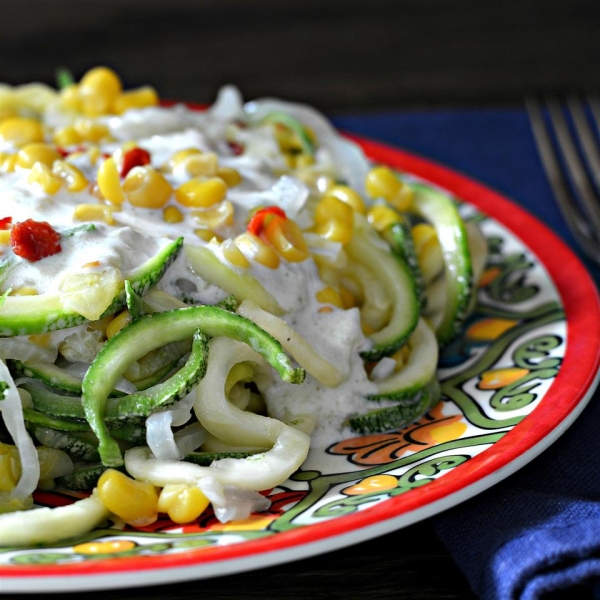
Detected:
[
  {"left": 120, "top": 147, "right": 151, "bottom": 177},
  {"left": 10, "top": 219, "right": 62, "bottom": 262}
]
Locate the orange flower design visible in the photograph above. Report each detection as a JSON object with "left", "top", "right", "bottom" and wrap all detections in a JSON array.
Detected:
[{"left": 329, "top": 403, "right": 467, "bottom": 466}]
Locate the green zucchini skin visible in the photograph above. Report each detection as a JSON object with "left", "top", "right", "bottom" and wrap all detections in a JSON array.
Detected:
[
  {"left": 348, "top": 377, "right": 441, "bottom": 435},
  {"left": 367, "top": 318, "right": 438, "bottom": 402},
  {"left": 0, "top": 237, "right": 183, "bottom": 337},
  {"left": 349, "top": 226, "right": 420, "bottom": 362},
  {"left": 411, "top": 183, "right": 473, "bottom": 347},
  {"left": 81, "top": 305, "right": 305, "bottom": 467},
  {"left": 184, "top": 451, "right": 255, "bottom": 465}
]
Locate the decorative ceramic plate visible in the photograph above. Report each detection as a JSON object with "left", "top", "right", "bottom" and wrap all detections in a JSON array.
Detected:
[{"left": 2, "top": 136, "right": 599, "bottom": 594}]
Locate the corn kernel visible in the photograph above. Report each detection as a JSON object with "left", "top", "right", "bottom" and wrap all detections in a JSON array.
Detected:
[
  {"left": 339, "top": 284, "right": 357, "bottom": 309},
  {"left": 263, "top": 216, "right": 309, "bottom": 262},
  {"left": 157, "top": 483, "right": 210, "bottom": 524},
  {"left": 412, "top": 222, "right": 443, "bottom": 282},
  {"left": 59, "top": 85, "right": 82, "bottom": 112},
  {"left": 216, "top": 166, "right": 242, "bottom": 187},
  {"left": 314, "top": 196, "right": 354, "bottom": 245},
  {"left": 73, "top": 203, "right": 116, "bottom": 225},
  {"left": 79, "top": 66, "right": 122, "bottom": 116},
  {"left": 191, "top": 200, "right": 234, "bottom": 230},
  {"left": 52, "top": 160, "right": 88, "bottom": 192},
  {"left": 163, "top": 205, "right": 184, "bottom": 223},
  {"left": 367, "top": 204, "right": 401, "bottom": 232},
  {"left": 235, "top": 232, "right": 280, "bottom": 269},
  {"left": 175, "top": 152, "right": 219, "bottom": 177},
  {"left": 106, "top": 310, "right": 132, "bottom": 339},
  {"left": 0, "top": 117, "right": 44, "bottom": 147},
  {"left": 28, "top": 163, "right": 63, "bottom": 194},
  {"left": 52, "top": 125, "right": 83, "bottom": 147},
  {"left": 194, "top": 228, "right": 220, "bottom": 242},
  {"left": 97, "top": 469, "right": 158, "bottom": 527},
  {"left": 16, "top": 143, "right": 61, "bottom": 169},
  {"left": 175, "top": 177, "right": 227, "bottom": 208},
  {"left": 167, "top": 148, "right": 202, "bottom": 169},
  {"left": 365, "top": 166, "right": 413, "bottom": 211},
  {"left": 73, "top": 119, "right": 110, "bottom": 143},
  {"left": 316, "top": 286, "right": 344, "bottom": 308},
  {"left": 323, "top": 184, "right": 366, "bottom": 214},
  {"left": 123, "top": 166, "right": 172, "bottom": 209},
  {"left": 221, "top": 238, "right": 250, "bottom": 268},
  {"left": 0, "top": 153, "right": 17, "bottom": 172},
  {"left": 97, "top": 157, "right": 125, "bottom": 204},
  {"left": 113, "top": 86, "right": 159, "bottom": 114},
  {"left": 0, "top": 230, "right": 10, "bottom": 245}
]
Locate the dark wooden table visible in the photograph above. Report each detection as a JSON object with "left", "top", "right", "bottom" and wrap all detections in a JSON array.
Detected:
[{"left": 2, "top": 1, "right": 599, "bottom": 598}]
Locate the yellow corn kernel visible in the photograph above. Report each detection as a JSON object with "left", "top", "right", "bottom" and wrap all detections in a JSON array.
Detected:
[
  {"left": 0, "top": 230, "right": 10, "bottom": 245},
  {"left": 323, "top": 184, "right": 366, "bottom": 214},
  {"left": 412, "top": 222, "right": 443, "bottom": 281},
  {"left": 0, "top": 107, "right": 18, "bottom": 122},
  {"left": 316, "top": 286, "right": 344, "bottom": 308},
  {"left": 167, "top": 148, "right": 202, "bottom": 169},
  {"left": 163, "top": 205, "right": 184, "bottom": 223},
  {"left": 122, "top": 166, "right": 172, "bottom": 209},
  {"left": 0, "top": 443, "right": 20, "bottom": 492},
  {"left": 390, "top": 344, "right": 411, "bottom": 370},
  {"left": 216, "top": 166, "right": 241, "bottom": 188},
  {"left": 191, "top": 199, "right": 234, "bottom": 229},
  {"left": 11, "top": 287, "right": 38, "bottom": 296},
  {"left": 314, "top": 196, "right": 354, "bottom": 245},
  {"left": 0, "top": 153, "right": 17, "bottom": 172},
  {"left": 97, "top": 157, "right": 125, "bottom": 204},
  {"left": 157, "top": 483, "right": 210, "bottom": 524},
  {"left": 97, "top": 469, "right": 158, "bottom": 527},
  {"left": 194, "top": 228, "right": 220, "bottom": 242},
  {"left": 16, "top": 143, "right": 61, "bottom": 169},
  {"left": 367, "top": 204, "right": 401, "bottom": 232},
  {"left": 52, "top": 125, "right": 83, "bottom": 147},
  {"left": 106, "top": 310, "right": 132, "bottom": 339},
  {"left": 221, "top": 238, "right": 250, "bottom": 269},
  {"left": 175, "top": 177, "right": 227, "bottom": 208},
  {"left": 177, "top": 152, "right": 219, "bottom": 178},
  {"left": 365, "top": 165, "right": 413, "bottom": 211},
  {"left": 0, "top": 117, "right": 44, "bottom": 147},
  {"left": 235, "top": 232, "right": 280, "bottom": 269},
  {"left": 262, "top": 216, "right": 309, "bottom": 262},
  {"left": 294, "top": 154, "right": 315, "bottom": 168},
  {"left": 28, "top": 163, "right": 63, "bottom": 194},
  {"left": 86, "top": 145, "right": 102, "bottom": 166},
  {"left": 52, "top": 160, "right": 88, "bottom": 192},
  {"left": 73, "top": 119, "right": 110, "bottom": 143},
  {"left": 73, "top": 203, "right": 116, "bottom": 225},
  {"left": 59, "top": 85, "right": 82, "bottom": 112},
  {"left": 112, "top": 86, "right": 159, "bottom": 114},
  {"left": 79, "top": 66, "right": 123, "bottom": 116},
  {"left": 339, "top": 284, "right": 357, "bottom": 309}
]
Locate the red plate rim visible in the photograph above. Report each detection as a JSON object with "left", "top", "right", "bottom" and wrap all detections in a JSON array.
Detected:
[{"left": 4, "top": 134, "right": 600, "bottom": 581}]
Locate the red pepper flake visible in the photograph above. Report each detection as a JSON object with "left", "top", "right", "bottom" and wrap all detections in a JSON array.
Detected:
[
  {"left": 227, "top": 141, "right": 244, "bottom": 156},
  {"left": 247, "top": 206, "right": 286, "bottom": 236},
  {"left": 56, "top": 146, "right": 70, "bottom": 158},
  {"left": 0, "top": 217, "right": 12, "bottom": 230},
  {"left": 120, "top": 147, "right": 151, "bottom": 178},
  {"left": 10, "top": 219, "right": 62, "bottom": 262}
]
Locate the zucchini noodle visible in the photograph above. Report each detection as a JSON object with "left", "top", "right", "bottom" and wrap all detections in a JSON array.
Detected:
[{"left": 0, "top": 65, "right": 487, "bottom": 545}]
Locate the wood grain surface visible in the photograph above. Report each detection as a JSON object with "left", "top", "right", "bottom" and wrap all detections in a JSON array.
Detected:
[{"left": 1, "top": 0, "right": 599, "bottom": 112}]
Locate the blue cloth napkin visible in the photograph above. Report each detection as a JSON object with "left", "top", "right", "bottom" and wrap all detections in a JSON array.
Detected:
[{"left": 332, "top": 109, "right": 600, "bottom": 600}]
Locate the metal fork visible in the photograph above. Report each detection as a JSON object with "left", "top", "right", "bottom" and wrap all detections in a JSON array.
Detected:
[{"left": 526, "top": 95, "right": 600, "bottom": 264}]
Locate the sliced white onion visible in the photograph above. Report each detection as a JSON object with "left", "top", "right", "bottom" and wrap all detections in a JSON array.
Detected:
[
  {"left": 207, "top": 85, "right": 244, "bottom": 121},
  {"left": 198, "top": 476, "right": 270, "bottom": 523},
  {"left": 0, "top": 360, "right": 39, "bottom": 501},
  {"left": 370, "top": 357, "right": 397, "bottom": 381}
]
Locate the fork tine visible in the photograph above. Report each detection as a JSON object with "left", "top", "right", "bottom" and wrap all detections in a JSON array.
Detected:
[
  {"left": 526, "top": 96, "right": 600, "bottom": 262},
  {"left": 545, "top": 96, "right": 600, "bottom": 234}
]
